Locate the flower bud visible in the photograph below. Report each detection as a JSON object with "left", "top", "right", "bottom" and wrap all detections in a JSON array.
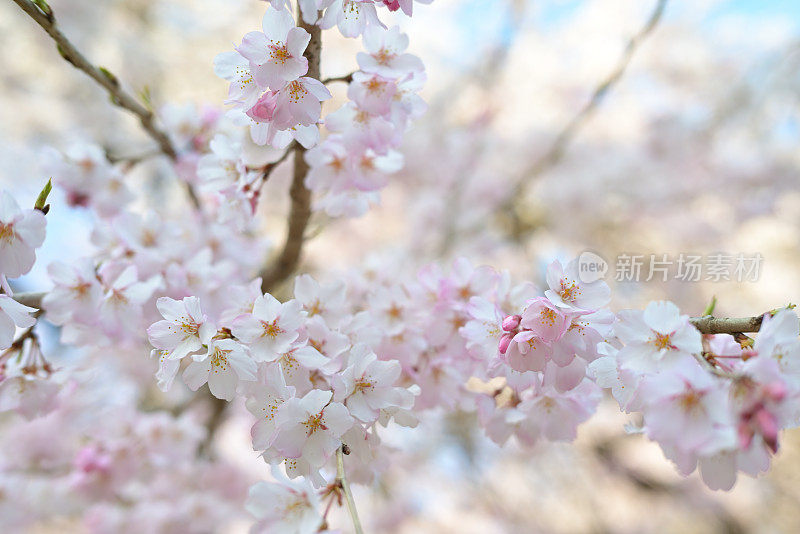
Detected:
[
  {"left": 498, "top": 332, "right": 514, "bottom": 354},
  {"left": 502, "top": 314, "right": 521, "bottom": 332}
]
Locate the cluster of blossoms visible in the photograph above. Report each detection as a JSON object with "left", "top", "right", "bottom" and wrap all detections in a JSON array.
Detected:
[
  {"left": 142, "top": 256, "right": 612, "bottom": 531},
  {"left": 41, "top": 143, "right": 134, "bottom": 218},
  {"left": 216, "top": 6, "right": 331, "bottom": 149},
  {"left": 8, "top": 0, "right": 800, "bottom": 532},
  {"left": 0, "top": 374, "right": 247, "bottom": 533},
  {"left": 0, "top": 190, "right": 48, "bottom": 413},
  {"left": 147, "top": 274, "right": 418, "bottom": 488},
  {"left": 334, "top": 257, "right": 613, "bottom": 445},
  {"left": 209, "top": 3, "right": 427, "bottom": 227},
  {"left": 591, "top": 301, "right": 800, "bottom": 490},
  {"left": 305, "top": 24, "right": 426, "bottom": 216},
  {"left": 2, "top": 106, "right": 267, "bottom": 424}
]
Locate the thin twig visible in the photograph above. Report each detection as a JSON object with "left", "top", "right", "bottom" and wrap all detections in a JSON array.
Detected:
[
  {"left": 258, "top": 8, "right": 320, "bottom": 293},
  {"left": 511, "top": 0, "right": 668, "bottom": 200},
  {"left": 322, "top": 73, "right": 354, "bottom": 85},
  {"left": 10, "top": 0, "right": 202, "bottom": 210},
  {"left": 336, "top": 446, "right": 364, "bottom": 534},
  {"left": 259, "top": 143, "right": 296, "bottom": 183}
]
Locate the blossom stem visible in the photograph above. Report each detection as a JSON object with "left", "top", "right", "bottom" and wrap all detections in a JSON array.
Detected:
[
  {"left": 336, "top": 446, "right": 364, "bottom": 534},
  {"left": 10, "top": 0, "right": 202, "bottom": 210}
]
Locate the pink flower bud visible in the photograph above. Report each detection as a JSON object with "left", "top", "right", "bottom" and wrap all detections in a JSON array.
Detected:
[
  {"left": 498, "top": 333, "right": 514, "bottom": 355},
  {"left": 246, "top": 91, "right": 279, "bottom": 122},
  {"left": 765, "top": 381, "right": 787, "bottom": 402},
  {"left": 737, "top": 421, "right": 754, "bottom": 450},
  {"left": 502, "top": 314, "right": 521, "bottom": 332},
  {"left": 755, "top": 408, "right": 779, "bottom": 453}
]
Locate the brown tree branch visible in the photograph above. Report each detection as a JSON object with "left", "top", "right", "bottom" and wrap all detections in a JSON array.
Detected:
[
  {"left": 690, "top": 315, "right": 765, "bottom": 335},
  {"left": 322, "top": 73, "right": 354, "bottom": 85},
  {"left": 10, "top": 0, "right": 202, "bottom": 210},
  {"left": 258, "top": 10, "right": 320, "bottom": 293}
]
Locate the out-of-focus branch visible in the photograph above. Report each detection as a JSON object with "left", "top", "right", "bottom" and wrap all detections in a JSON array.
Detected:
[
  {"left": 594, "top": 437, "right": 746, "bottom": 533},
  {"left": 10, "top": 0, "right": 202, "bottom": 210},
  {"left": 258, "top": 10, "right": 320, "bottom": 293},
  {"left": 511, "top": 0, "right": 668, "bottom": 200},
  {"left": 690, "top": 315, "right": 765, "bottom": 334}
]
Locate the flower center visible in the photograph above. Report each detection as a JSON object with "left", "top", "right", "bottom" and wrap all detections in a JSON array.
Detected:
[
  {"left": 209, "top": 347, "right": 230, "bottom": 369},
  {"left": 366, "top": 78, "right": 387, "bottom": 94},
  {"left": 286, "top": 81, "right": 308, "bottom": 103},
  {"left": 263, "top": 320, "right": 284, "bottom": 339},
  {"left": 540, "top": 308, "right": 557, "bottom": 327},
  {"left": 302, "top": 412, "right": 327, "bottom": 435},
  {"left": 354, "top": 376, "right": 374, "bottom": 393},
  {"left": 375, "top": 47, "right": 396, "bottom": 65},
  {"left": 558, "top": 279, "right": 580, "bottom": 302},
  {"left": 652, "top": 332, "right": 673, "bottom": 350},
  {"left": 0, "top": 223, "right": 15, "bottom": 243},
  {"left": 269, "top": 44, "right": 291, "bottom": 64}
]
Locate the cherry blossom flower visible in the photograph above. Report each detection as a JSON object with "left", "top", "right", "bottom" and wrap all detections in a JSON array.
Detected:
[
  {"left": 543, "top": 259, "right": 610, "bottom": 311},
  {"left": 640, "top": 357, "right": 736, "bottom": 454},
  {"left": 231, "top": 294, "right": 303, "bottom": 361},
  {"left": 243, "top": 364, "right": 297, "bottom": 452},
  {"left": 147, "top": 296, "right": 216, "bottom": 360},
  {"left": 614, "top": 300, "right": 703, "bottom": 372},
  {"left": 238, "top": 7, "right": 310, "bottom": 90},
  {"left": 357, "top": 25, "right": 423, "bottom": 78},
  {"left": 271, "top": 389, "right": 354, "bottom": 466},
  {"left": 214, "top": 51, "right": 262, "bottom": 109},
  {"left": 0, "top": 190, "right": 46, "bottom": 280},
  {"left": 183, "top": 338, "right": 257, "bottom": 400},
  {"left": 332, "top": 345, "right": 412, "bottom": 423},
  {"left": 321, "top": 0, "right": 382, "bottom": 38},
  {"left": 246, "top": 473, "right": 322, "bottom": 534},
  {"left": 274, "top": 77, "right": 332, "bottom": 129},
  {"left": 0, "top": 295, "right": 37, "bottom": 351},
  {"left": 42, "top": 259, "right": 103, "bottom": 325}
]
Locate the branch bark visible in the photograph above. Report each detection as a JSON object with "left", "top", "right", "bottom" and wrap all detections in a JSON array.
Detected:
[
  {"left": 10, "top": 0, "right": 202, "bottom": 209},
  {"left": 258, "top": 10, "right": 320, "bottom": 293},
  {"left": 690, "top": 315, "right": 765, "bottom": 335}
]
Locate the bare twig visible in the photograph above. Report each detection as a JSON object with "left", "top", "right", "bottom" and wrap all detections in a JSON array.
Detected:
[
  {"left": 258, "top": 143, "right": 296, "bottom": 183},
  {"left": 511, "top": 0, "right": 668, "bottom": 200},
  {"left": 258, "top": 9, "right": 320, "bottom": 293},
  {"left": 10, "top": 0, "right": 202, "bottom": 210},
  {"left": 336, "top": 446, "right": 364, "bottom": 534},
  {"left": 322, "top": 72, "right": 354, "bottom": 85}
]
